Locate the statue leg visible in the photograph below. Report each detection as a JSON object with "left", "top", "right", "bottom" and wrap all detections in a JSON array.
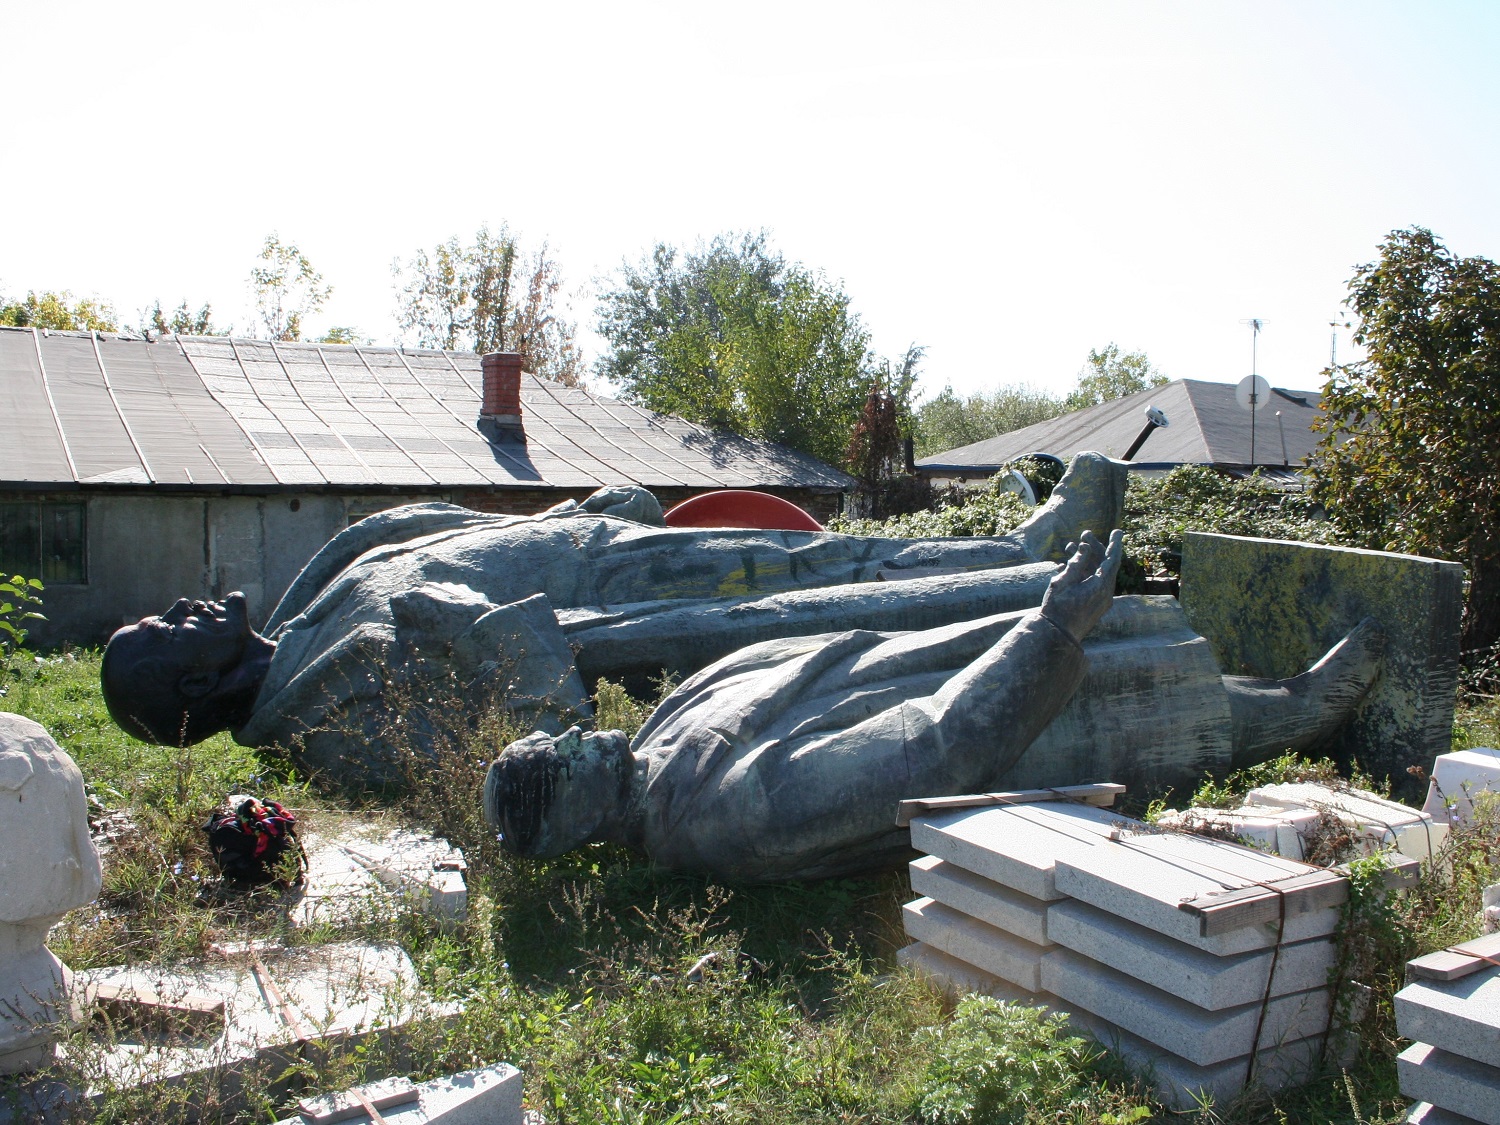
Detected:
[{"left": 1223, "top": 617, "right": 1386, "bottom": 769}]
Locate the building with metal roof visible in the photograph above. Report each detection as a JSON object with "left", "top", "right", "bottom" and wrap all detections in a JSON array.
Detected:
[
  {"left": 1, "top": 329, "right": 853, "bottom": 645},
  {"left": 915, "top": 378, "right": 1328, "bottom": 486}
]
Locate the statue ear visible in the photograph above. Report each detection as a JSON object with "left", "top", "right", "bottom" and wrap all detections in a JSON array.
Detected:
[{"left": 178, "top": 669, "right": 221, "bottom": 699}]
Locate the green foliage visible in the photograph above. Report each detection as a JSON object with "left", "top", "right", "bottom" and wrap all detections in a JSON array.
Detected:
[
  {"left": 316, "top": 325, "right": 369, "bottom": 345},
  {"left": 394, "top": 225, "right": 582, "bottom": 385},
  {"left": 1122, "top": 466, "right": 1350, "bottom": 576},
  {"left": 137, "top": 298, "right": 227, "bottom": 338},
  {"left": 0, "top": 289, "right": 117, "bottom": 331},
  {"left": 250, "top": 233, "right": 332, "bottom": 342},
  {"left": 830, "top": 482, "right": 1032, "bottom": 539},
  {"left": 913, "top": 997, "right": 1103, "bottom": 1124},
  {"left": 911, "top": 383, "right": 1067, "bottom": 458},
  {"left": 595, "top": 231, "right": 888, "bottom": 467},
  {"left": 1312, "top": 226, "right": 1500, "bottom": 658},
  {"left": 1065, "top": 343, "right": 1168, "bottom": 411},
  {"left": 0, "top": 574, "right": 43, "bottom": 652}
]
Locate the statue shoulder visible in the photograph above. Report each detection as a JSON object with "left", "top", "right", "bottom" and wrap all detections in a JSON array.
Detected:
[{"left": 263, "top": 503, "right": 518, "bottom": 633}]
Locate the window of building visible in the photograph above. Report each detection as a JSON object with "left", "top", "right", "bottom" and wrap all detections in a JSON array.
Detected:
[{"left": 0, "top": 501, "right": 87, "bottom": 584}]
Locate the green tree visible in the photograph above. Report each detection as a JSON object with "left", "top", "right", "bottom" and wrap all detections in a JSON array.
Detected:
[
  {"left": 595, "top": 232, "right": 879, "bottom": 466},
  {"left": 1, "top": 289, "right": 117, "bottom": 331},
  {"left": 394, "top": 225, "right": 582, "bottom": 385},
  {"left": 1065, "top": 343, "right": 1167, "bottom": 410},
  {"left": 250, "top": 234, "right": 331, "bottom": 342},
  {"left": 911, "top": 383, "right": 1067, "bottom": 457},
  {"left": 1312, "top": 226, "right": 1500, "bottom": 658},
  {"left": 138, "top": 298, "right": 227, "bottom": 338}
]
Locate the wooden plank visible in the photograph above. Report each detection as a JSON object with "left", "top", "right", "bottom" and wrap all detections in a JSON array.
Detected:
[
  {"left": 1408, "top": 932, "right": 1500, "bottom": 982},
  {"left": 896, "top": 783, "right": 1124, "bottom": 828},
  {"left": 1177, "top": 869, "right": 1349, "bottom": 937}
]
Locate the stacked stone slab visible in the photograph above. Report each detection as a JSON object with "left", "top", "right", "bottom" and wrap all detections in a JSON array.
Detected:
[
  {"left": 899, "top": 792, "right": 1347, "bottom": 1109},
  {"left": 1395, "top": 932, "right": 1500, "bottom": 1125}
]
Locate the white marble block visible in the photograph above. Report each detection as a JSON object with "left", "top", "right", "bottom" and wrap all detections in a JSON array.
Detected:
[
  {"left": 1396, "top": 965, "right": 1500, "bottom": 1069},
  {"left": 1397, "top": 1042, "right": 1500, "bottom": 1125},
  {"left": 275, "top": 1061, "right": 523, "bottom": 1125},
  {"left": 1422, "top": 748, "right": 1500, "bottom": 826},
  {"left": 1246, "top": 782, "right": 1447, "bottom": 861},
  {"left": 1154, "top": 804, "right": 1323, "bottom": 860}
]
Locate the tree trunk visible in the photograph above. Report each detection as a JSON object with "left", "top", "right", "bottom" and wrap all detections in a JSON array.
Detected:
[{"left": 1461, "top": 541, "right": 1500, "bottom": 661}]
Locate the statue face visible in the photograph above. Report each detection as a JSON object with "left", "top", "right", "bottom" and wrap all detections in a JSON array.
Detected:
[
  {"left": 487, "top": 728, "right": 635, "bottom": 858},
  {"left": 102, "top": 592, "right": 264, "bottom": 745}
]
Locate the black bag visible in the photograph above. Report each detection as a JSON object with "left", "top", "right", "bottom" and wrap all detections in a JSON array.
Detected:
[{"left": 203, "top": 795, "right": 305, "bottom": 885}]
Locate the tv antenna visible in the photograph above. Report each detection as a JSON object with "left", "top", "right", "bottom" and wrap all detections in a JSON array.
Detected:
[
  {"left": 1329, "top": 316, "right": 1350, "bottom": 369},
  {"left": 1237, "top": 318, "right": 1269, "bottom": 468}
]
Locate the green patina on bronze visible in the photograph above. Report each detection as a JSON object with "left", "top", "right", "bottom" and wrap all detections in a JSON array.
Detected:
[{"left": 1181, "top": 533, "right": 1462, "bottom": 792}]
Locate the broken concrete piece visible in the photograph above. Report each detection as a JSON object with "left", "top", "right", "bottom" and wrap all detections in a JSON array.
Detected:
[
  {"left": 1040, "top": 948, "right": 1331, "bottom": 1067},
  {"left": 1154, "top": 804, "right": 1323, "bottom": 861},
  {"left": 291, "top": 823, "right": 467, "bottom": 929},
  {"left": 71, "top": 942, "right": 459, "bottom": 1091},
  {"left": 900, "top": 898, "right": 1048, "bottom": 992},
  {"left": 1245, "top": 782, "right": 1447, "bottom": 861},
  {"left": 908, "top": 802, "right": 1125, "bottom": 902},
  {"left": 275, "top": 1061, "right": 523, "bottom": 1125},
  {"left": 908, "top": 856, "right": 1052, "bottom": 946},
  {"left": 0, "top": 713, "right": 104, "bottom": 1075},
  {"left": 1046, "top": 899, "right": 1337, "bottom": 1011},
  {"left": 1397, "top": 1042, "right": 1500, "bottom": 1125},
  {"left": 1422, "top": 748, "right": 1500, "bottom": 827},
  {"left": 1396, "top": 966, "right": 1500, "bottom": 1069}
]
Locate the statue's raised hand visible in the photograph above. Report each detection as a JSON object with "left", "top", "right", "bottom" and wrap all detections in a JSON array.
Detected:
[{"left": 1040, "top": 529, "right": 1124, "bottom": 644}]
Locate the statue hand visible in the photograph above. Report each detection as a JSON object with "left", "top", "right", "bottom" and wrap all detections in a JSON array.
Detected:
[{"left": 1040, "top": 529, "right": 1124, "bottom": 644}]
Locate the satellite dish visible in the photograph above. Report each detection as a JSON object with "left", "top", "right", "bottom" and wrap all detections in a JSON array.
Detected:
[
  {"left": 1236, "top": 374, "right": 1272, "bottom": 412},
  {"left": 1144, "top": 405, "right": 1169, "bottom": 428},
  {"left": 995, "top": 468, "right": 1037, "bottom": 507}
]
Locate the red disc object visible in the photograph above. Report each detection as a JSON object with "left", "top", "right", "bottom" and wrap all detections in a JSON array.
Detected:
[{"left": 663, "top": 490, "right": 824, "bottom": 531}]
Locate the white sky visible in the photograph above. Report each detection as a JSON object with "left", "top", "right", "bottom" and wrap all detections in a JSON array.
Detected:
[{"left": 3, "top": 0, "right": 1497, "bottom": 401}]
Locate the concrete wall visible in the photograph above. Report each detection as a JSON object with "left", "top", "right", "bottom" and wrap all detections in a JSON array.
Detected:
[{"left": 17, "top": 491, "right": 444, "bottom": 648}]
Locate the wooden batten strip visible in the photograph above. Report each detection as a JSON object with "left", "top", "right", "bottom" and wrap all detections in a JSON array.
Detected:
[{"left": 895, "top": 783, "right": 1125, "bottom": 828}]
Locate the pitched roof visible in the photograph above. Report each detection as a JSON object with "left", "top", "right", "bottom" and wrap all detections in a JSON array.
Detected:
[
  {"left": 915, "top": 378, "right": 1326, "bottom": 472},
  {"left": 0, "top": 329, "right": 852, "bottom": 492}
]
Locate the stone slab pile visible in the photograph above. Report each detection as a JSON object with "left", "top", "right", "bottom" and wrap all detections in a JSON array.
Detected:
[
  {"left": 898, "top": 789, "right": 1347, "bottom": 1109},
  {"left": 1156, "top": 781, "right": 1445, "bottom": 863},
  {"left": 1395, "top": 932, "right": 1500, "bottom": 1125},
  {"left": 293, "top": 823, "right": 467, "bottom": 928}
]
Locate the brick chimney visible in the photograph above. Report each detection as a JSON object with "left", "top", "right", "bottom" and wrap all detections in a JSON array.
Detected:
[{"left": 479, "top": 351, "right": 524, "bottom": 429}]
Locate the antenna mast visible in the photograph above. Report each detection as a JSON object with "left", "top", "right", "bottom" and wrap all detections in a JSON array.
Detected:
[{"left": 1245, "top": 318, "right": 1263, "bottom": 467}]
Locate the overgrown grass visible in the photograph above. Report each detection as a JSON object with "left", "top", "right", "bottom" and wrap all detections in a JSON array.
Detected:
[{"left": 3, "top": 648, "right": 1496, "bottom": 1123}]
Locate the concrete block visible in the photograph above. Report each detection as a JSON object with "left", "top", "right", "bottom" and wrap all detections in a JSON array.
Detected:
[
  {"left": 1046, "top": 899, "right": 1337, "bottom": 1010},
  {"left": 901, "top": 898, "right": 1050, "bottom": 992},
  {"left": 1053, "top": 830, "right": 1341, "bottom": 955},
  {"left": 1397, "top": 1042, "right": 1500, "bottom": 1125},
  {"left": 1423, "top": 748, "right": 1500, "bottom": 826},
  {"left": 292, "top": 822, "right": 467, "bottom": 928},
  {"left": 1155, "top": 804, "right": 1323, "bottom": 861},
  {"left": 1040, "top": 948, "right": 1331, "bottom": 1067},
  {"left": 1396, "top": 966, "right": 1500, "bottom": 1069},
  {"left": 896, "top": 942, "right": 1054, "bottom": 1007},
  {"left": 908, "top": 856, "right": 1052, "bottom": 946},
  {"left": 1246, "top": 782, "right": 1447, "bottom": 862},
  {"left": 1407, "top": 1102, "right": 1487, "bottom": 1125},
  {"left": 1180, "top": 532, "right": 1463, "bottom": 792},
  {"left": 909, "top": 802, "right": 1125, "bottom": 901},
  {"left": 1070, "top": 1008, "right": 1329, "bottom": 1111},
  {"left": 274, "top": 1061, "right": 523, "bottom": 1125}
]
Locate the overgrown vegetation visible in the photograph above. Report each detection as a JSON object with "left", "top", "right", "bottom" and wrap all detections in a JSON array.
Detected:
[{"left": 3, "top": 644, "right": 1495, "bottom": 1124}]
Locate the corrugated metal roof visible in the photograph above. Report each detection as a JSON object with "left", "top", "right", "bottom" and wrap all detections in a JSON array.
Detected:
[
  {"left": 915, "top": 379, "right": 1327, "bottom": 472},
  {"left": 0, "top": 328, "right": 853, "bottom": 492}
]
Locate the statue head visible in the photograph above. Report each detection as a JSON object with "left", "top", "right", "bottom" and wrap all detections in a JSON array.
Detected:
[
  {"left": 484, "top": 726, "right": 636, "bottom": 859},
  {"left": 100, "top": 593, "right": 275, "bottom": 746}
]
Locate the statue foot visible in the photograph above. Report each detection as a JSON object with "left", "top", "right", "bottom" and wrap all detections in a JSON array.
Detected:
[
  {"left": 1224, "top": 616, "right": 1387, "bottom": 769},
  {"left": 1015, "top": 453, "right": 1129, "bottom": 563}
]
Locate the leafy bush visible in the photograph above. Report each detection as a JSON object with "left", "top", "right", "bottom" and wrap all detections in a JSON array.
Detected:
[
  {"left": 913, "top": 997, "right": 1100, "bottom": 1124},
  {"left": 0, "top": 573, "right": 43, "bottom": 651},
  {"left": 830, "top": 484, "right": 1032, "bottom": 539}
]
